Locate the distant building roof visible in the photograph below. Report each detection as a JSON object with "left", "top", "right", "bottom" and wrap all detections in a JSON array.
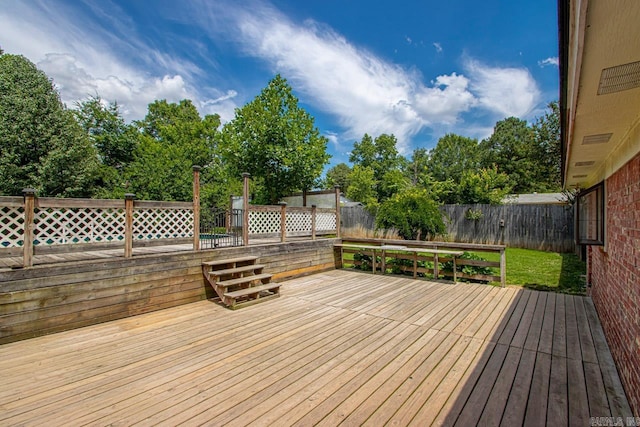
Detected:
[{"left": 503, "top": 192, "right": 569, "bottom": 205}]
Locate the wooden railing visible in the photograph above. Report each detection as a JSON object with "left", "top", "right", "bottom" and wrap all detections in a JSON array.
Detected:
[
  {"left": 0, "top": 192, "right": 197, "bottom": 267},
  {"left": 241, "top": 173, "right": 340, "bottom": 244},
  {"left": 247, "top": 204, "right": 337, "bottom": 241},
  {"left": 0, "top": 168, "right": 201, "bottom": 267},
  {"left": 336, "top": 237, "right": 506, "bottom": 287}
]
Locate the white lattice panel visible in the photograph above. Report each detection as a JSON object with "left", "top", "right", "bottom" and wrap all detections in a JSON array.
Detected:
[
  {"left": 286, "top": 211, "right": 312, "bottom": 233},
  {"left": 316, "top": 212, "right": 337, "bottom": 231},
  {"left": 133, "top": 209, "right": 194, "bottom": 240},
  {"left": 33, "top": 208, "right": 125, "bottom": 245},
  {"left": 248, "top": 210, "right": 281, "bottom": 234},
  {"left": 0, "top": 206, "right": 25, "bottom": 248}
]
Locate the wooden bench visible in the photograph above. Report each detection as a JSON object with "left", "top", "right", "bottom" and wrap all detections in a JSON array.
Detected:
[{"left": 334, "top": 243, "right": 464, "bottom": 283}]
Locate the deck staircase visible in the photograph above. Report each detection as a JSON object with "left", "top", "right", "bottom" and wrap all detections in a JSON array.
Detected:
[{"left": 202, "top": 256, "right": 280, "bottom": 309}]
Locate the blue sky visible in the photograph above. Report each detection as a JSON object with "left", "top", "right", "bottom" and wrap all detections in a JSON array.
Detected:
[{"left": 0, "top": 0, "right": 559, "bottom": 167}]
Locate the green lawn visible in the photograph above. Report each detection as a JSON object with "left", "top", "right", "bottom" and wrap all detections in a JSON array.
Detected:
[{"left": 472, "top": 248, "right": 586, "bottom": 294}]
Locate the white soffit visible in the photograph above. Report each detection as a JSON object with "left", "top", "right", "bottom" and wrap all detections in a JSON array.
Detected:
[{"left": 566, "top": 0, "right": 640, "bottom": 189}]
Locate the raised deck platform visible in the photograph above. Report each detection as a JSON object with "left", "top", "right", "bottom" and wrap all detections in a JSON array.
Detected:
[{"left": 0, "top": 270, "right": 631, "bottom": 425}]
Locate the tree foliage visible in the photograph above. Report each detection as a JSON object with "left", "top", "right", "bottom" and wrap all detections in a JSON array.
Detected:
[
  {"left": 222, "top": 75, "right": 329, "bottom": 204},
  {"left": 479, "top": 117, "right": 536, "bottom": 193},
  {"left": 456, "top": 166, "right": 512, "bottom": 204},
  {"left": 125, "top": 99, "right": 221, "bottom": 201},
  {"left": 427, "top": 134, "right": 480, "bottom": 183},
  {"left": 349, "top": 133, "right": 405, "bottom": 202},
  {"left": 0, "top": 53, "right": 99, "bottom": 197},
  {"left": 324, "top": 162, "right": 352, "bottom": 190},
  {"left": 376, "top": 188, "right": 446, "bottom": 240},
  {"left": 531, "top": 101, "right": 561, "bottom": 191},
  {"left": 345, "top": 165, "right": 378, "bottom": 210}
]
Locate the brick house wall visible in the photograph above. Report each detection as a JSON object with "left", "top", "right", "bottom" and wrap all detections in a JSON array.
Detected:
[{"left": 588, "top": 152, "right": 640, "bottom": 415}]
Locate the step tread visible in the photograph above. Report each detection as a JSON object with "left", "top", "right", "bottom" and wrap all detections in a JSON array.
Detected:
[
  {"left": 217, "top": 273, "right": 273, "bottom": 288},
  {"left": 224, "top": 282, "right": 281, "bottom": 298},
  {"left": 202, "top": 256, "right": 258, "bottom": 267},
  {"left": 209, "top": 264, "right": 265, "bottom": 276}
]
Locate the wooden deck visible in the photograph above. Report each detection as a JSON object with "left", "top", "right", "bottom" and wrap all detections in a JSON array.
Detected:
[{"left": 0, "top": 269, "right": 632, "bottom": 426}]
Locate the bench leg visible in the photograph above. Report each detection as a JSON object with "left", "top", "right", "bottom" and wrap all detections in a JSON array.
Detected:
[{"left": 453, "top": 257, "right": 457, "bottom": 284}]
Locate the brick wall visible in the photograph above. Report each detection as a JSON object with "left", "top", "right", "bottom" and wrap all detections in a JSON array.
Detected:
[{"left": 589, "top": 152, "right": 640, "bottom": 415}]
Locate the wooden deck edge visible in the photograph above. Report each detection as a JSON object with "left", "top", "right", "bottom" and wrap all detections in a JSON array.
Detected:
[{"left": 272, "top": 263, "right": 336, "bottom": 281}]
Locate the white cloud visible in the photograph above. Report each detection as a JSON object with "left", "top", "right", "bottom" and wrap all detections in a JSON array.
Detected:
[
  {"left": 538, "top": 57, "right": 559, "bottom": 67},
  {"left": 465, "top": 59, "right": 540, "bottom": 118},
  {"left": 191, "top": 3, "right": 482, "bottom": 152},
  {"left": 0, "top": 0, "right": 544, "bottom": 151},
  {"left": 191, "top": 2, "right": 541, "bottom": 152},
  {"left": 0, "top": 1, "right": 238, "bottom": 122}
]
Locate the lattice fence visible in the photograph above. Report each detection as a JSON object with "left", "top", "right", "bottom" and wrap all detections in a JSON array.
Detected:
[
  {"left": 133, "top": 209, "right": 194, "bottom": 240},
  {"left": 33, "top": 207, "right": 125, "bottom": 245},
  {"left": 0, "top": 206, "right": 25, "bottom": 248},
  {"left": 286, "top": 210, "right": 312, "bottom": 233},
  {"left": 316, "top": 210, "right": 337, "bottom": 232},
  {"left": 248, "top": 209, "right": 281, "bottom": 235}
]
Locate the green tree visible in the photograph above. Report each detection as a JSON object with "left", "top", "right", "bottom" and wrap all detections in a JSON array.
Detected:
[
  {"left": 324, "top": 162, "right": 352, "bottom": 190},
  {"left": 407, "top": 148, "right": 429, "bottom": 186},
  {"left": 479, "top": 117, "right": 535, "bottom": 193},
  {"left": 75, "top": 96, "right": 136, "bottom": 169},
  {"left": 378, "top": 169, "right": 410, "bottom": 201},
  {"left": 345, "top": 165, "right": 378, "bottom": 210},
  {"left": 74, "top": 96, "right": 138, "bottom": 197},
  {"left": 456, "top": 166, "right": 512, "bottom": 204},
  {"left": 532, "top": 101, "right": 561, "bottom": 191},
  {"left": 124, "top": 99, "right": 222, "bottom": 201},
  {"left": 222, "top": 75, "right": 329, "bottom": 204},
  {"left": 427, "top": 134, "right": 480, "bottom": 183},
  {"left": 349, "top": 133, "right": 405, "bottom": 202},
  {"left": 376, "top": 188, "right": 446, "bottom": 240},
  {"left": 0, "top": 53, "right": 98, "bottom": 196}
]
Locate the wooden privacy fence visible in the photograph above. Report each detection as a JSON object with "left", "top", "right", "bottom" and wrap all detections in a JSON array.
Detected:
[
  {"left": 341, "top": 205, "right": 375, "bottom": 230},
  {"left": 340, "top": 203, "right": 575, "bottom": 252},
  {"left": 440, "top": 204, "right": 574, "bottom": 253}
]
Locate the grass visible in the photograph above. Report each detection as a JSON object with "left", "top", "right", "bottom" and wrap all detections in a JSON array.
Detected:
[{"left": 471, "top": 247, "right": 586, "bottom": 294}]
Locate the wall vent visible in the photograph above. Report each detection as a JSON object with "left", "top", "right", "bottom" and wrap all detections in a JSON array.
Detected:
[
  {"left": 572, "top": 174, "right": 588, "bottom": 178},
  {"left": 598, "top": 60, "right": 640, "bottom": 95},
  {"left": 582, "top": 133, "right": 612, "bottom": 145},
  {"left": 575, "top": 161, "right": 595, "bottom": 166}
]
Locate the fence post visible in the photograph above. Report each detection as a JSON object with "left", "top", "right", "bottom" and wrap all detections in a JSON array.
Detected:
[
  {"left": 500, "top": 247, "right": 506, "bottom": 287},
  {"left": 311, "top": 205, "right": 317, "bottom": 240},
  {"left": 192, "top": 166, "right": 201, "bottom": 251},
  {"left": 22, "top": 188, "right": 36, "bottom": 268},
  {"left": 334, "top": 185, "right": 341, "bottom": 238},
  {"left": 279, "top": 202, "right": 287, "bottom": 242},
  {"left": 242, "top": 173, "right": 250, "bottom": 246},
  {"left": 227, "top": 194, "right": 233, "bottom": 233},
  {"left": 124, "top": 193, "right": 135, "bottom": 258}
]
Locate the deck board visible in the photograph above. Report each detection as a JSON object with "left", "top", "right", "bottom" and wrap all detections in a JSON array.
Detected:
[{"left": 0, "top": 269, "right": 631, "bottom": 426}]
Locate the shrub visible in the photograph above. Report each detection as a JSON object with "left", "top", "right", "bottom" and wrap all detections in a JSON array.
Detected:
[
  {"left": 442, "top": 252, "right": 494, "bottom": 282},
  {"left": 376, "top": 188, "right": 446, "bottom": 240}
]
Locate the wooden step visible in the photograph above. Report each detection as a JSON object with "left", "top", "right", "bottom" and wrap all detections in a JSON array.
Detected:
[
  {"left": 217, "top": 273, "right": 272, "bottom": 289},
  {"left": 223, "top": 282, "right": 281, "bottom": 299},
  {"left": 202, "top": 256, "right": 258, "bottom": 267},
  {"left": 209, "top": 264, "right": 265, "bottom": 277}
]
